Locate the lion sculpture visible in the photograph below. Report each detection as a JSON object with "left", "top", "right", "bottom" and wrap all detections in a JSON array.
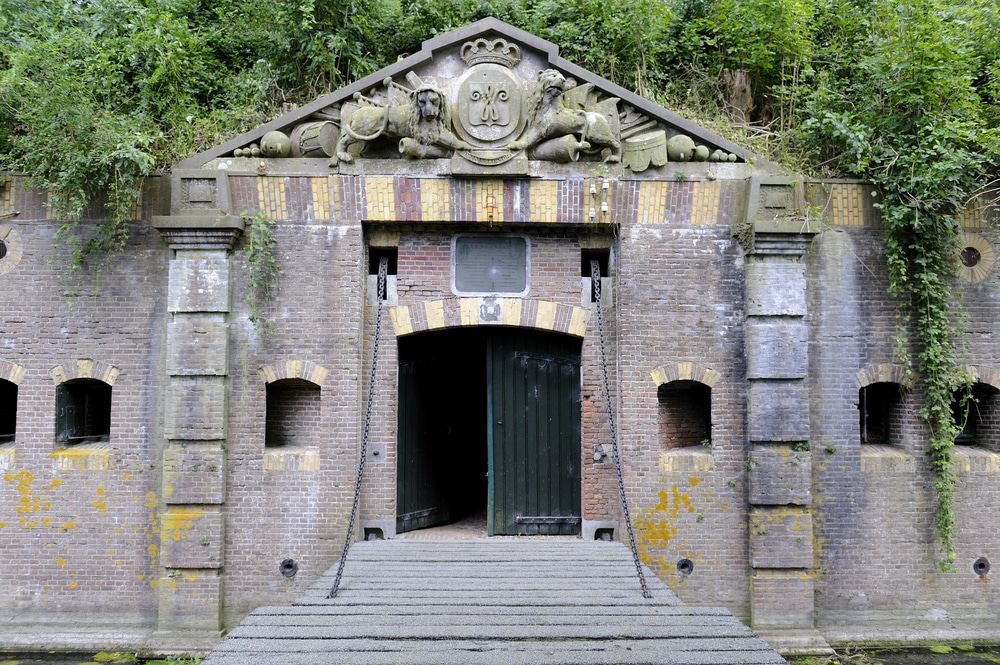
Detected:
[
  {"left": 509, "top": 69, "right": 621, "bottom": 163},
  {"left": 334, "top": 84, "right": 472, "bottom": 164}
]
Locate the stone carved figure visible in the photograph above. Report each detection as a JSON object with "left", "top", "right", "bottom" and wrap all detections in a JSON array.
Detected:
[
  {"left": 334, "top": 84, "right": 472, "bottom": 164},
  {"left": 510, "top": 70, "right": 621, "bottom": 163}
]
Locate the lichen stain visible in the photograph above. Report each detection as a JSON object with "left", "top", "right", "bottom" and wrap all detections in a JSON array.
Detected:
[
  {"left": 7, "top": 469, "right": 38, "bottom": 514},
  {"left": 634, "top": 484, "right": 696, "bottom": 575},
  {"left": 162, "top": 507, "right": 203, "bottom": 542}
]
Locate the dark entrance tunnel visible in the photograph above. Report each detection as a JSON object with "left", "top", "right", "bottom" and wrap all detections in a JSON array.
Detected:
[{"left": 397, "top": 328, "right": 489, "bottom": 532}]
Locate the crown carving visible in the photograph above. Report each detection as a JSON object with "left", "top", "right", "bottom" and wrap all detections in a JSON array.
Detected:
[{"left": 461, "top": 38, "right": 521, "bottom": 69}]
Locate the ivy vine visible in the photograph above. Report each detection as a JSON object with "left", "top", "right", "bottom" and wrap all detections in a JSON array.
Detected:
[{"left": 242, "top": 210, "right": 281, "bottom": 333}]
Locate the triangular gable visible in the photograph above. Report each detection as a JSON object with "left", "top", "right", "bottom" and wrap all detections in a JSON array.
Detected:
[{"left": 178, "top": 17, "right": 777, "bottom": 175}]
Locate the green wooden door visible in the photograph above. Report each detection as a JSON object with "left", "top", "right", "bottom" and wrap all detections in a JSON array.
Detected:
[
  {"left": 396, "top": 354, "right": 450, "bottom": 533},
  {"left": 488, "top": 330, "right": 582, "bottom": 536}
]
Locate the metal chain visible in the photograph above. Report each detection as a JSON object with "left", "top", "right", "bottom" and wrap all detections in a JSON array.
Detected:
[
  {"left": 328, "top": 256, "right": 388, "bottom": 598},
  {"left": 592, "top": 259, "right": 652, "bottom": 599}
]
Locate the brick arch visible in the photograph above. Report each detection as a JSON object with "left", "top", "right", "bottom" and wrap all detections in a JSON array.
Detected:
[
  {"left": 389, "top": 298, "right": 591, "bottom": 338},
  {"left": 0, "top": 360, "right": 25, "bottom": 385},
  {"left": 49, "top": 359, "right": 121, "bottom": 386},
  {"left": 650, "top": 362, "right": 721, "bottom": 388},
  {"left": 855, "top": 363, "right": 915, "bottom": 390},
  {"left": 259, "top": 360, "right": 329, "bottom": 387},
  {"left": 964, "top": 365, "right": 1000, "bottom": 390}
]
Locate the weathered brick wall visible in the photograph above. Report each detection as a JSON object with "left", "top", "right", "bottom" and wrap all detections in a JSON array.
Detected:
[
  {"left": 0, "top": 176, "right": 169, "bottom": 628},
  {"left": 807, "top": 204, "right": 1000, "bottom": 627},
  {"left": 616, "top": 179, "right": 751, "bottom": 616}
]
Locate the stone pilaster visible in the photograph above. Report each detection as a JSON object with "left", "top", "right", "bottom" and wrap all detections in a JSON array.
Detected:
[
  {"left": 744, "top": 177, "right": 831, "bottom": 654},
  {"left": 152, "top": 170, "right": 243, "bottom": 636}
]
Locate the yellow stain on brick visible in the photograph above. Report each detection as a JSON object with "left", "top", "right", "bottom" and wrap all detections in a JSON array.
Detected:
[
  {"left": 310, "top": 177, "right": 331, "bottom": 220},
  {"left": 476, "top": 180, "right": 504, "bottom": 224},
  {"left": 365, "top": 176, "right": 395, "bottom": 221},
  {"left": 42, "top": 517, "right": 51, "bottom": 526},
  {"left": 829, "top": 183, "right": 865, "bottom": 226},
  {"left": 637, "top": 182, "right": 669, "bottom": 224},
  {"left": 502, "top": 299, "right": 523, "bottom": 327},
  {"left": 51, "top": 446, "right": 109, "bottom": 471},
  {"left": 691, "top": 181, "right": 721, "bottom": 225},
  {"left": 50, "top": 478, "right": 62, "bottom": 489},
  {"left": 390, "top": 306, "right": 413, "bottom": 336},
  {"left": 568, "top": 307, "right": 590, "bottom": 337},
  {"left": 7, "top": 469, "right": 38, "bottom": 514},
  {"left": 529, "top": 181, "right": 559, "bottom": 224},
  {"left": 161, "top": 507, "right": 204, "bottom": 542},
  {"left": 424, "top": 301, "right": 446, "bottom": 329},
  {"left": 534, "top": 301, "right": 557, "bottom": 331},
  {"left": 460, "top": 298, "right": 479, "bottom": 326},
  {"left": 68, "top": 581, "right": 78, "bottom": 589},
  {"left": 421, "top": 179, "right": 451, "bottom": 221},
  {"left": 256, "top": 177, "right": 288, "bottom": 220},
  {"left": 56, "top": 558, "right": 66, "bottom": 566},
  {"left": 92, "top": 500, "right": 107, "bottom": 513},
  {"left": 61, "top": 520, "right": 76, "bottom": 530}
]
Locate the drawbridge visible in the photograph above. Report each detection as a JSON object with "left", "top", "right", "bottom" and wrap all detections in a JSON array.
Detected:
[{"left": 201, "top": 538, "right": 786, "bottom": 665}]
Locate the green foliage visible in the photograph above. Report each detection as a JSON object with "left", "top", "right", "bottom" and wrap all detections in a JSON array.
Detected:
[{"left": 242, "top": 210, "right": 281, "bottom": 333}]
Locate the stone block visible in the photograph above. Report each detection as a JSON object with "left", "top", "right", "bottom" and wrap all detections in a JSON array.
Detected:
[
  {"left": 751, "top": 569, "right": 815, "bottom": 630},
  {"left": 163, "top": 445, "right": 225, "bottom": 504},
  {"left": 748, "top": 380, "right": 810, "bottom": 441},
  {"left": 746, "top": 319, "right": 807, "bottom": 379},
  {"left": 749, "top": 507, "right": 813, "bottom": 568},
  {"left": 156, "top": 569, "right": 223, "bottom": 634},
  {"left": 166, "top": 315, "right": 228, "bottom": 376},
  {"left": 164, "top": 377, "right": 226, "bottom": 440},
  {"left": 746, "top": 257, "right": 806, "bottom": 316},
  {"left": 159, "top": 507, "right": 224, "bottom": 568},
  {"left": 168, "top": 257, "right": 231, "bottom": 313},
  {"left": 749, "top": 445, "right": 811, "bottom": 505}
]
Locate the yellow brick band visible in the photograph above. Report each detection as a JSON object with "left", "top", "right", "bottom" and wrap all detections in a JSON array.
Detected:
[
  {"left": 502, "top": 298, "right": 523, "bottom": 327},
  {"left": 568, "top": 307, "right": 590, "bottom": 337},
  {"left": 476, "top": 180, "right": 505, "bottom": 224},
  {"left": 310, "top": 177, "right": 331, "bottom": 220},
  {"left": 460, "top": 298, "right": 480, "bottom": 326},
  {"left": 389, "top": 307, "right": 413, "bottom": 336},
  {"left": 650, "top": 362, "right": 721, "bottom": 388},
  {"left": 424, "top": 300, "right": 446, "bottom": 329},
  {"left": 529, "top": 181, "right": 559, "bottom": 224},
  {"left": 365, "top": 176, "right": 395, "bottom": 221},
  {"left": 637, "top": 181, "right": 669, "bottom": 224},
  {"left": 691, "top": 181, "right": 721, "bottom": 225},
  {"left": 421, "top": 179, "right": 451, "bottom": 221},
  {"left": 534, "top": 301, "right": 557, "bottom": 330},
  {"left": 829, "top": 183, "right": 865, "bottom": 227}
]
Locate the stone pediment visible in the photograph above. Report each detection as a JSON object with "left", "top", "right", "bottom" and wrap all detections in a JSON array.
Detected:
[{"left": 178, "top": 18, "right": 771, "bottom": 177}]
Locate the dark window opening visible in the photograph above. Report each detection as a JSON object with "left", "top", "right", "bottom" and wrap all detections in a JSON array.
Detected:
[
  {"left": 953, "top": 383, "right": 999, "bottom": 447},
  {"left": 859, "top": 382, "right": 905, "bottom": 444},
  {"left": 266, "top": 378, "right": 321, "bottom": 448},
  {"left": 0, "top": 239, "right": 7, "bottom": 260},
  {"left": 658, "top": 380, "right": 711, "bottom": 449},
  {"left": 0, "top": 379, "right": 16, "bottom": 443},
  {"left": 368, "top": 247, "right": 398, "bottom": 301},
  {"left": 582, "top": 249, "right": 610, "bottom": 302},
  {"left": 56, "top": 379, "right": 111, "bottom": 444}
]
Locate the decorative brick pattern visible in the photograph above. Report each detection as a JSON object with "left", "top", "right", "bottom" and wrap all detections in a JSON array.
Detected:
[
  {"left": 650, "top": 362, "right": 721, "bottom": 388},
  {"left": 855, "top": 363, "right": 915, "bottom": 389},
  {"left": 390, "top": 298, "right": 590, "bottom": 337},
  {"left": 259, "top": 360, "right": 329, "bottom": 387}
]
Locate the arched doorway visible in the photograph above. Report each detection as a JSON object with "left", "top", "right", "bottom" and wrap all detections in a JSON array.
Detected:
[{"left": 397, "top": 327, "right": 581, "bottom": 536}]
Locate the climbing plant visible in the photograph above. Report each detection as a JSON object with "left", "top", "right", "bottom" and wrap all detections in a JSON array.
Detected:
[
  {"left": 242, "top": 210, "right": 281, "bottom": 333},
  {"left": 796, "top": 0, "right": 998, "bottom": 569}
]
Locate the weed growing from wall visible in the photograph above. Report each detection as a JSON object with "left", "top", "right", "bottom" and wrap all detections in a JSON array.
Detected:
[{"left": 242, "top": 210, "right": 281, "bottom": 334}]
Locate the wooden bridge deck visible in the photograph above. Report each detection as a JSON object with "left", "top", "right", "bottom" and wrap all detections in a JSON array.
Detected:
[{"left": 201, "top": 539, "right": 786, "bottom": 665}]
